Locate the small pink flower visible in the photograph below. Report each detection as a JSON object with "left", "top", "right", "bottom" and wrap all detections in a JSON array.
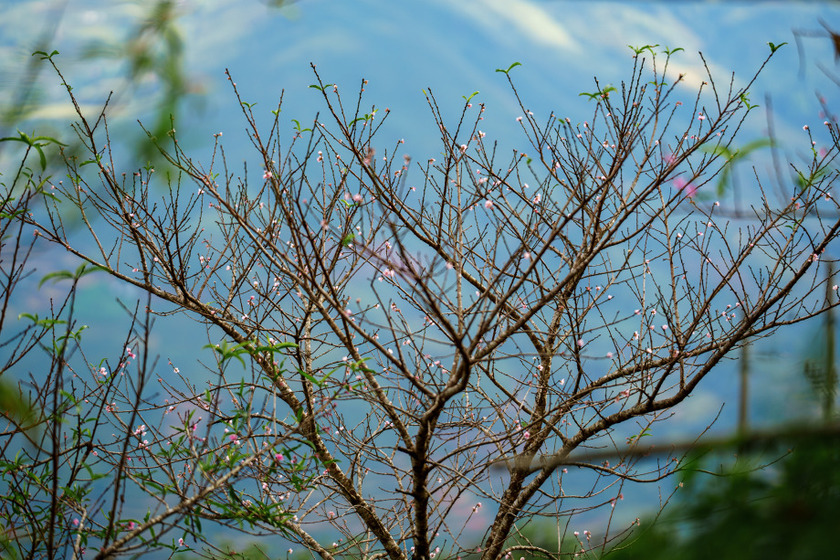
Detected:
[
  {"left": 484, "top": 199, "right": 494, "bottom": 209},
  {"left": 673, "top": 177, "right": 697, "bottom": 197},
  {"left": 697, "top": 113, "right": 706, "bottom": 121},
  {"left": 263, "top": 170, "right": 272, "bottom": 179}
]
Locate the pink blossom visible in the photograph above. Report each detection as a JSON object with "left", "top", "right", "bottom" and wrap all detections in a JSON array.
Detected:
[
  {"left": 673, "top": 177, "right": 697, "bottom": 197},
  {"left": 484, "top": 199, "right": 494, "bottom": 209}
]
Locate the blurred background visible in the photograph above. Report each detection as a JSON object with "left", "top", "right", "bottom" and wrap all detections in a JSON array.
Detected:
[{"left": 3, "top": 1, "right": 840, "bottom": 557}]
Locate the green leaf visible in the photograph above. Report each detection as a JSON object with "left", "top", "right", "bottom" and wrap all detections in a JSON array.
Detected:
[
  {"left": 32, "top": 49, "right": 60, "bottom": 60},
  {"left": 768, "top": 41, "right": 788, "bottom": 53},
  {"left": 701, "top": 138, "right": 773, "bottom": 195},
  {"left": 79, "top": 155, "right": 102, "bottom": 167},
  {"left": 253, "top": 341, "right": 297, "bottom": 353},
  {"left": 0, "top": 131, "right": 67, "bottom": 171},
  {"left": 38, "top": 270, "right": 74, "bottom": 288},
  {"left": 0, "top": 379, "right": 39, "bottom": 428},
  {"left": 739, "top": 92, "right": 758, "bottom": 110},
  {"left": 38, "top": 263, "right": 107, "bottom": 288},
  {"left": 462, "top": 91, "right": 479, "bottom": 104},
  {"left": 298, "top": 369, "right": 324, "bottom": 387},
  {"left": 59, "top": 324, "right": 88, "bottom": 343},
  {"left": 291, "top": 119, "right": 311, "bottom": 134},
  {"left": 18, "top": 313, "right": 67, "bottom": 328},
  {"left": 495, "top": 62, "right": 522, "bottom": 75},
  {"left": 205, "top": 340, "right": 251, "bottom": 368},
  {"left": 795, "top": 167, "right": 830, "bottom": 191},
  {"left": 579, "top": 86, "right": 616, "bottom": 101},
  {"left": 628, "top": 44, "right": 659, "bottom": 55},
  {"left": 627, "top": 427, "right": 652, "bottom": 444}
]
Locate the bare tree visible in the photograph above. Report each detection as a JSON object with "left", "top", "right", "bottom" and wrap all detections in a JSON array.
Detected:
[{"left": 6, "top": 44, "right": 840, "bottom": 559}]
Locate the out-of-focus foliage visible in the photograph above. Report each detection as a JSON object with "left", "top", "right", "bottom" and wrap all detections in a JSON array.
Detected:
[
  {"left": 80, "top": 0, "right": 189, "bottom": 165},
  {"left": 606, "top": 301, "right": 840, "bottom": 560},
  {"left": 604, "top": 434, "right": 840, "bottom": 560},
  {"left": 0, "top": 0, "right": 295, "bottom": 168}
]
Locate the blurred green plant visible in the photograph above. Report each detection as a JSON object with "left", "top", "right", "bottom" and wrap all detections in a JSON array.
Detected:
[
  {"left": 604, "top": 268, "right": 840, "bottom": 560},
  {"left": 602, "top": 433, "right": 840, "bottom": 560},
  {"left": 1, "top": 1, "right": 296, "bottom": 171}
]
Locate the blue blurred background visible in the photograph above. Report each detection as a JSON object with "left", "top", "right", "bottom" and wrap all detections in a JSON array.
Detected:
[{"left": 3, "top": 0, "right": 840, "bottom": 553}]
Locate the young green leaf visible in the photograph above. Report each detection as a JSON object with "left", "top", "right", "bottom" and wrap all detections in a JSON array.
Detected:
[
  {"left": 768, "top": 41, "right": 788, "bottom": 53},
  {"left": 0, "top": 131, "right": 67, "bottom": 171},
  {"left": 32, "top": 49, "right": 60, "bottom": 60},
  {"left": 628, "top": 44, "right": 659, "bottom": 55},
  {"left": 495, "top": 62, "right": 522, "bottom": 75}
]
